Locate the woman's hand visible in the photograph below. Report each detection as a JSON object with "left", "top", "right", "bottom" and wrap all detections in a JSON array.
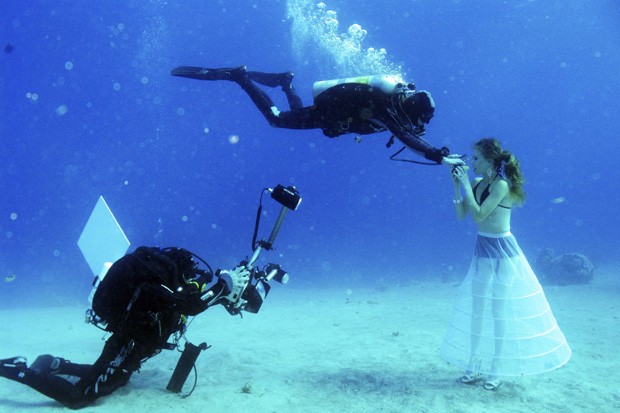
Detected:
[
  {"left": 450, "top": 166, "right": 460, "bottom": 186},
  {"left": 451, "top": 165, "right": 470, "bottom": 186}
]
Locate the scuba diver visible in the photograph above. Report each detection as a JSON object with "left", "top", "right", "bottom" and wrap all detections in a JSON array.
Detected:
[
  {"left": 0, "top": 246, "right": 251, "bottom": 409},
  {"left": 170, "top": 66, "right": 464, "bottom": 167}
]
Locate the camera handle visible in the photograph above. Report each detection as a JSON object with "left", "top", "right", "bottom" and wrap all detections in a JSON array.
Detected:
[
  {"left": 248, "top": 185, "right": 300, "bottom": 269},
  {"left": 248, "top": 204, "right": 288, "bottom": 269}
]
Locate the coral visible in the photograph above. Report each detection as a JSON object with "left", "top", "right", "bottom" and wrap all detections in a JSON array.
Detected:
[
  {"left": 241, "top": 382, "right": 253, "bottom": 394},
  {"left": 534, "top": 248, "right": 594, "bottom": 285}
]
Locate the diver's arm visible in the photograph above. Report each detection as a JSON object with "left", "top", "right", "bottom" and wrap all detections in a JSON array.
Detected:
[
  {"left": 393, "top": 129, "right": 449, "bottom": 164},
  {"left": 175, "top": 267, "right": 250, "bottom": 315},
  {"left": 177, "top": 273, "right": 231, "bottom": 315},
  {"left": 135, "top": 273, "right": 227, "bottom": 316}
]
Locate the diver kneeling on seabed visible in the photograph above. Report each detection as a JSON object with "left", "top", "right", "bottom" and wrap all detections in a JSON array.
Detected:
[{"left": 0, "top": 184, "right": 301, "bottom": 410}]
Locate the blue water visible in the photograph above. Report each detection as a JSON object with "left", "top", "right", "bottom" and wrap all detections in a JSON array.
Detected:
[{"left": 1, "top": 0, "right": 619, "bottom": 307}]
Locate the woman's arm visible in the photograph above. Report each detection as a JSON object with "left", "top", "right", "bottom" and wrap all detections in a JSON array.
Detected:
[{"left": 450, "top": 166, "right": 468, "bottom": 220}]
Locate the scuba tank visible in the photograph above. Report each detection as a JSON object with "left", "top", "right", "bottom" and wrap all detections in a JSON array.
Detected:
[{"left": 312, "top": 74, "right": 406, "bottom": 98}]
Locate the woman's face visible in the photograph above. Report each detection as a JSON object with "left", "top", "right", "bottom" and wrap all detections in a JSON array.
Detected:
[{"left": 471, "top": 148, "right": 493, "bottom": 176}]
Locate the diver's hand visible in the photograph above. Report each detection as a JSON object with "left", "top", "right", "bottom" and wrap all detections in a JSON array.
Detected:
[
  {"left": 442, "top": 154, "right": 465, "bottom": 167},
  {"left": 221, "top": 266, "right": 251, "bottom": 303}
]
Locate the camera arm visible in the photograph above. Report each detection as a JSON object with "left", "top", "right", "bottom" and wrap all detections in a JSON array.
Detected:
[
  {"left": 248, "top": 184, "right": 301, "bottom": 268},
  {"left": 248, "top": 204, "right": 288, "bottom": 267}
]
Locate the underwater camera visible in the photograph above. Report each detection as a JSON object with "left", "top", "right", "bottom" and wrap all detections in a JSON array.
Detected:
[{"left": 221, "top": 184, "right": 300, "bottom": 316}]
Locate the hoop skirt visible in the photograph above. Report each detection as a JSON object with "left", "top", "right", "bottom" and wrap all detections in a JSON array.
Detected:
[{"left": 439, "top": 231, "right": 571, "bottom": 376}]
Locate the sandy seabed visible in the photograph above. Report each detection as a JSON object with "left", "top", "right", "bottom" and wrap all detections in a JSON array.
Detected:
[{"left": 1, "top": 266, "right": 618, "bottom": 413}]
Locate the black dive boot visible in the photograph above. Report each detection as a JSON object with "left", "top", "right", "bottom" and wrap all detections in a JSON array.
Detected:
[
  {"left": 30, "top": 355, "right": 69, "bottom": 376},
  {"left": 277, "top": 72, "right": 295, "bottom": 90},
  {"left": 247, "top": 71, "right": 294, "bottom": 90},
  {"left": 171, "top": 65, "right": 247, "bottom": 81}
]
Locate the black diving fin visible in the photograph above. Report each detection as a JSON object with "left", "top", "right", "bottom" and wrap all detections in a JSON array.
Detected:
[{"left": 171, "top": 65, "right": 246, "bottom": 81}]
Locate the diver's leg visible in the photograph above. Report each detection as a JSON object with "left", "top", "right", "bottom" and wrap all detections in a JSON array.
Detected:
[
  {"left": 171, "top": 65, "right": 248, "bottom": 81},
  {"left": 247, "top": 71, "right": 303, "bottom": 110},
  {"left": 0, "top": 355, "right": 97, "bottom": 409},
  {"left": 78, "top": 334, "right": 137, "bottom": 398},
  {"left": 171, "top": 65, "right": 309, "bottom": 128},
  {"left": 234, "top": 76, "right": 282, "bottom": 125},
  {"left": 0, "top": 335, "right": 138, "bottom": 409},
  {"left": 0, "top": 356, "right": 27, "bottom": 377},
  {"left": 248, "top": 72, "right": 303, "bottom": 110},
  {"left": 171, "top": 65, "right": 281, "bottom": 125},
  {"left": 29, "top": 354, "right": 85, "bottom": 376},
  {"left": 29, "top": 354, "right": 91, "bottom": 377},
  {"left": 235, "top": 78, "right": 314, "bottom": 129},
  {"left": 247, "top": 71, "right": 293, "bottom": 88},
  {"left": 283, "top": 84, "right": 304, "bottom": 110}
]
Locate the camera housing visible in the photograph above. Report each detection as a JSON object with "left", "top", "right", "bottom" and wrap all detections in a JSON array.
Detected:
[
  {"left": 240, "top": 278, "right": 270, "bottom": 314},
  {"left": 227, "top": 263, "right": 288, "bottom": 315}
]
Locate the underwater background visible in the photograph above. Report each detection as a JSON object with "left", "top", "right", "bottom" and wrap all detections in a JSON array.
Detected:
[{"left": 1, "top": 0, "right": 619, "bottom": 308}]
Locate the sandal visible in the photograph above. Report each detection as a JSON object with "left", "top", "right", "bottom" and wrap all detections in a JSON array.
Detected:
[
  {"left": 460, "top": 372, "right": 482, "bottom": 384},
  {"left": 484, "top": 378, "right": 501, "bottom": 390}
]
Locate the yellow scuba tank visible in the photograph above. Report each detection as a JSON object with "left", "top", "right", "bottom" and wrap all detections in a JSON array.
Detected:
[{"left": 312, "top": 74, "right": 405, "bottom": 98}]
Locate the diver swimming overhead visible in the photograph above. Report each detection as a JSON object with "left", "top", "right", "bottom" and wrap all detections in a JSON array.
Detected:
[{"left": 171, "top": 65, "right": 463, "bottom": 167}]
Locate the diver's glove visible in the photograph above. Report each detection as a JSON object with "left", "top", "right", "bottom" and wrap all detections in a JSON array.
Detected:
[
  {"left": 443, "top": 153, "right": 466, "bottom": 167},
  {"left": 219, "top": 266, "right": 251, "bottom": 303},
  {"left": 424, "top": 146, "right": 448, "bottom": 164}
]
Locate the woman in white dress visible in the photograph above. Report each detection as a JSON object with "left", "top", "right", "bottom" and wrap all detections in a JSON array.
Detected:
[{"left": 441, "top": 137, "right": 571, "bottom": 390}]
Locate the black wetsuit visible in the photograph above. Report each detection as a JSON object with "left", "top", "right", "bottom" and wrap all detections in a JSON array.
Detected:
[
  {"left": 0, "top": 247, "right": 231, "bottom": 409},
  {"left": 171, "top": 67, "right": 450, "bottom": 164}
]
